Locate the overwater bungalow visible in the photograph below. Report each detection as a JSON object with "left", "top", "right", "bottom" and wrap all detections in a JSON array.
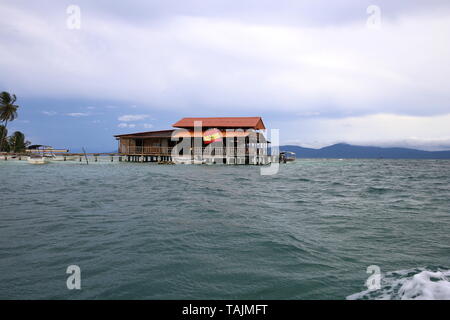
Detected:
[{"left": 114, "top": 117, "right": 270, "bottom": 164}]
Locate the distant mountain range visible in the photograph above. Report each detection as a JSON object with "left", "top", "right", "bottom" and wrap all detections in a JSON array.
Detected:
[{"left": 279, "top": 143, "right": 450, "bottom": 159}]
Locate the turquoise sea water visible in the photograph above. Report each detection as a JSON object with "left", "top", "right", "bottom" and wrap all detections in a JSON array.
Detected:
[{"left": 1, "top": 159, "right": 449, "bottom": 299}]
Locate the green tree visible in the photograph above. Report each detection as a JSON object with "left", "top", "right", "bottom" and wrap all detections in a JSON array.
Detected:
[
  {"left": 8, "top": 131, "right": 29, "bottom": 153},
  {"left": 0, "top": 92, "right": 19, "bottom": 152},
  {"left": 0, "top": 125, "right": 9, "bottom": 152}
]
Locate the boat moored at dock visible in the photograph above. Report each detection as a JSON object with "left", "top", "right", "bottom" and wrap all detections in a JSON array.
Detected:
[
  {"left": 27, "top": 154, "right": 49, "bottom": 164},
  {"left": 26, "top": 145, "right": 69, "bottom": 164}
]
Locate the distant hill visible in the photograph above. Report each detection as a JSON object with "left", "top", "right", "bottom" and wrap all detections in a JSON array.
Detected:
[{"left": 279, "top": 143, "right": 450, "bottom": 159}]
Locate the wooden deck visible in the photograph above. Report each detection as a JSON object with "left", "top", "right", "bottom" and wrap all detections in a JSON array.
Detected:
[{"left": 120, "top": 146, "right": 173, "bottom": 156}]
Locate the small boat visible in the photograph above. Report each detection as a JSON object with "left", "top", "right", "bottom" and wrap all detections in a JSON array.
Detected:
[
  {"left": 27, "top": 154, "right": 49, "bottom": 164},
  {"left": 279, "top": 151, "right": 296, "bottom": 163},
  {"left": 26, "top": 145, "right": 58, "bottom": 164}
]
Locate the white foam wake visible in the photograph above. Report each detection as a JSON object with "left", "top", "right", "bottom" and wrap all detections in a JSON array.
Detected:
[{"left": 347, "top": 267, "right": 450, "bottom": 300}]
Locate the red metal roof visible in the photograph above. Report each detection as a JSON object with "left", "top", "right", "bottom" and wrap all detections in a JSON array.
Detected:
[
  {"left": 172, "top": 117, "right": 265, "bottom": 129},
  {"left": 114, "top": 117, "right": 266, "bottom": 138}
]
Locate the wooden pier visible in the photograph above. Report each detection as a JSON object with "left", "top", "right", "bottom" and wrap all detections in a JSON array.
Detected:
[{"left": 0, "top": 151, "right": 274, "bottom": 165}]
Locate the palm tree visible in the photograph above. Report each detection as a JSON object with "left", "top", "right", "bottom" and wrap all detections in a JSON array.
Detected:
[
  {"left": 9, "top": 131, "right": 29, "bottom": 153},
  {"left": 0, "top": 125, "right": 9, "bottom": 152},
  {"left": 0, "top": 92, "right": 19, "bottom": 152}
]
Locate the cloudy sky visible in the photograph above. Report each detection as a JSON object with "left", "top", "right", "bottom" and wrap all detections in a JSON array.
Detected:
[{"left": 1, "top": 0, "right": 450, "bottom": 151}]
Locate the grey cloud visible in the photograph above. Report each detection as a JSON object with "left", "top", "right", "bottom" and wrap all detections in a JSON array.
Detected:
[{"left": 8, "top": 0, "right": 450, "bottom": 27}]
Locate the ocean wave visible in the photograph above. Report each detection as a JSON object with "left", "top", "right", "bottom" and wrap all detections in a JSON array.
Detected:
[
  {"left": 347, "top": 267, "right": 450, "bottom": 300},
  {"left": 365, "top": 186, "right": 392, "bottom": 194}
]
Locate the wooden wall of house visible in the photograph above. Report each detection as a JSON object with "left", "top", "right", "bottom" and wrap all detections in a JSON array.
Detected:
[
  {"left": 142, "top": 138, "right": 170, "bottom": 147},
  {"left": 118, "top": 137, "right": 171, "bottom": 153},
  {"left": 118, "top": 138, "right": 135, "bottom": 153}
]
